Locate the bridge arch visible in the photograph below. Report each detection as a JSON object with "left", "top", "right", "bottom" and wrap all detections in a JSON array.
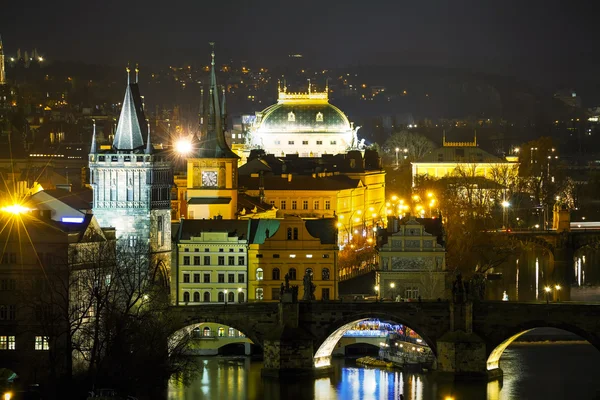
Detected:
[
  {"left": 486, "top": 323, "right": 600, "bottom": 371},
  {"left": 313, "top": 312, "right": 437, "bottom": 368},
  {"left": 169, "top": 319, "right": 260, "bottom": 355}
]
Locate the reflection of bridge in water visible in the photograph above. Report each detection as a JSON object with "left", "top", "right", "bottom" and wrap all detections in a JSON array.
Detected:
[{"left": 169, "top": 300, "right": 600, "bottom": 380}]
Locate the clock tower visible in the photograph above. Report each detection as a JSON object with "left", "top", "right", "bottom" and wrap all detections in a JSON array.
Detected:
[{"left": 186, "top": 44, "right": 239, "bottom": 219}]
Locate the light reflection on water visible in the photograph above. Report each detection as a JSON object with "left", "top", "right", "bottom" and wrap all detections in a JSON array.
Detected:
[{"left": 167, "top": 343, "right": 600, "bottom": 400}]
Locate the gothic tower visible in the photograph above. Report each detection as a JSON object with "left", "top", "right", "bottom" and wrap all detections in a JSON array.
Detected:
[
  {"left": 186, "top": 44, "right": 239, "bottom": 219},
  {"left": 89, "top": 68, "right": 172, "bottom": 279}
]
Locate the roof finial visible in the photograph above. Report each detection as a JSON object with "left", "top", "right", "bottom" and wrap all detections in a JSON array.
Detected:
[
  {"left": 126, "top": 65, "right": 130, "bottom": 85},
  {"left": 209, "top": 42, "right": 215, "bottom": 67},
  {"left": 325, "top": 78, "right": 329, "bottom": 97},
  {"left": 90, "top": 119, "right": 97, "bottom": 154},
  {"left": 145, "top": 119, "right": 153, "bottom": 154},
  {"left": 135, "top": 63, "right": 139, "bottom": 84}
]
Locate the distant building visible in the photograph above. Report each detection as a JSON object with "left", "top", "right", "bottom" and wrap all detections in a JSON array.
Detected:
[
  {"left": 411, "top": 133, "right": 518, "bottom": 186},
  {"left": 88, "top": 69, "right": 172, "bottom": 279},
  {"left": 376, "top": 216, "right": 447, "bottom": 300},
  {"left": 27, "top": 188, "right": 92, "bottom": 222},
  {"left": 246, "top": 82, "right": 361, "bottom": 158}
]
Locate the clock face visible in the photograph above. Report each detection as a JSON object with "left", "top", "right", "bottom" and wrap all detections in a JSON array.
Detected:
[{"left": 202, "top": 171, "right": 218, "bottom": 187}]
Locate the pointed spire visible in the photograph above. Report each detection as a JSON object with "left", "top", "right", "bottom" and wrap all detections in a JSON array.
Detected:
[
  {"left": 145, "top": 119, "right": 153, "bottom": 154},
  {"left": 113, "top": 69, "right": 145, "bottom": 151},
  {"left": 90, "top": 119, "right": 97, "bottom": 154},
  {"left": 135, "top": 64, "right": 139, "bottom": 84},
  {"left": 207, "top": 42, "right": 221, "bottom": 136},
  {"left": 199, "top": 87, "right": 204, "bottom": 135},
  {"left": 126, "top": 65, "right": 130, "bottom": 85},
  {"left": 221, "top": 86, "right": 227, "bottom": 131}
]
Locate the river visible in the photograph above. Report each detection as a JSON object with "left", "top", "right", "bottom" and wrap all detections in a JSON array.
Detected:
[{"left": 167, "top": 342, "right": 600, "bottom": 400}]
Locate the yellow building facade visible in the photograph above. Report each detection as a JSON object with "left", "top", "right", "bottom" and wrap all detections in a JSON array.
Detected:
[{"left": 247, "top": 217, "right": 338, "bottom": 302}]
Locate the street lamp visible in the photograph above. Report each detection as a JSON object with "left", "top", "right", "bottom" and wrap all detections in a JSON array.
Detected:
[
  {"left": 390, "top": 282, "right": 396, "bottom": 301},
  {"left": 502, "top": 201, "right": 510, "bottom": 229},
  {"left": 395, "top": 147, "right": 400, "bottom": 167},
  {"left": 175, "top": 138, "right": 193, "bottom": 155},
  {"left": 224, "top": 289, "right": 228, "bottom": 305},
  {"left": 544, "top": 286, "right": 551, "bottom": 304},
  {"left": 555, "top": 284, "right": 561, "bottom": 302},
  {"left": 374, "top": 285, "right": 380, "bottom": 302}
]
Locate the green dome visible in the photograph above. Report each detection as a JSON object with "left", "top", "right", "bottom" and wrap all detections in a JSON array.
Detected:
[{"left": 255, "top": 103, "right": 352, "bottom": 134}]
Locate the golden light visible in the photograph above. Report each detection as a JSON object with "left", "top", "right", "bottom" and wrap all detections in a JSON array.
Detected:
[
  {"left": 555, "top": 285, "right": 561, "bottom": 291},
  {"left": 412, "top": 195, "right": 419, "bottom": 201},
  {"left": 416, "top": 205, "right": 423, "bottom": 211},
  {"left": 371, "top": 213, "right": 377, "bottom": 218},
  {"left": 391, "top": 195, "right": 398, "bottom": 201},
  {"left": 427, "top": 192, "right": 433, "bottom": 198},
  {"left": 444, "top": 397, "right": 454, "bottom": 400},
  {"left": 386, "top": 202, "right": 391, "bottom": 207},
  {"left": 367, "top": 237, "right": 373, "bottom": 244},
  {"left": 386, "top": 209, "right": 392, "bottom": 215},
  {"left": 390, "top": 282, "right": 395, "bottom": 288},
  {"left": 174, "top": 138, "right": 193, "bottom": 154},
  {"left": 2, "top": 205, "right": 30, "bottom": 214},
  {"left": 354, "top": 217, "right": 360, "bottom": 223},
  {"left": 544, "top": 286, "right": 552, "bottom": 293},
  {"left": 336, "top": 222, "right": 342, "bottom": 228},
  {"left": 339, "top": 215, "right": 344, "bottom": 219},
  {"left": 357, "top": 210, "right": 362, "bottom": 215},
  {"left": 374, "top": 285, "right": 379, "bottom": 292},
  {"left": 369, "top": 207, "right": 374, "bottom": 211},
  {"left": 4, "top": 392, "right": 12, "bottom": 400},
  {"left": 429, "top": 200, "right": 435, "bottom": 206}
]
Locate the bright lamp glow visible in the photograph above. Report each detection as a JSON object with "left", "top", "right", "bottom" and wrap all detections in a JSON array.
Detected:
[
  {"left": 175, "top": 139, "right": 193, "bottom": 154},
  {"left": 2, "top": 205, "right": 30, "bottom": 214},
  {"left": 502, "top": 201, "right": 510, "bottom": 208}
]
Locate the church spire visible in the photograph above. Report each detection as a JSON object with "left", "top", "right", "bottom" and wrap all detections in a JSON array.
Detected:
[
  {"left": 113, "top": 66, "right": 145, "bottom": 151},
  {"left": 199, "top": 87, "right": 205, "bottom": 135},
  {"left": 0, "top": 35, "right": 6, "bottom": 85},
  {"left": 145, "top": 119, "right": 153, "bottom": 154},
  {"left": 207, "top": 42, "right": 221, "bottom": 135},
  {"left": 90, "top": 119, "right": 97, "bottom": 154},
  {"left": 221, "top": 86, "right": 227, "bottom": 131}
]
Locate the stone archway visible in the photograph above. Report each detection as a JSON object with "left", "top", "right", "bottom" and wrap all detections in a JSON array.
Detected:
[
  {"left": 169, "top": 320, "right": 262, "bottom": 355},
  {"left": 313, "top": 313, "right": 438, "bottom": 369}
]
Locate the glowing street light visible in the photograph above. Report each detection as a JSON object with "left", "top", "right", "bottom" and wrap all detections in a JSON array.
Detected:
[
  {"left": 395, "top": 147, "right": 400, "bottom": 166},
  {"left": 544, "top": 286, "right": 551, "bottom": 304},
  {"left": 175, "top": 138, "right": 193, "bottom": 154},
  {"left": 1, "top": 205, "right": 30, "bottom": 214},
  {"left": 555, "top": 284, "right": 561, "bottom": 302}
]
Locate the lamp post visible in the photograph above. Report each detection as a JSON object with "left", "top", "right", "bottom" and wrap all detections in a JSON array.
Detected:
[
  {"left": 502, "top": 201, "right": 510, "bottom": 230},
  {"left": 555, "top": 284, "right": 561, "bottom": 302},
  {"left": 403, "top": 148, "right": 408, "bottom": 160},
  {"left": 544, "top": 286, "right": 551, "bottom": 304},
  {"left": 395, "top": 148, "right": 400, "bottom": 167},
  {"left": 374, "top": 285, "right": 380, "bottom": 302},
  {"left": 224, "top": 289, "right": 228, "bottom": 305},
  {"left": 390, "top": 282, "right": 396, "bottom": 301},
  {"left": 238, "top": 287, "right": 243, "bottom": 303}
]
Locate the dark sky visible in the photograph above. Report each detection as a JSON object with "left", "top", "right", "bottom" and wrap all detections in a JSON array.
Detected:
[{"left": 2, "top": 0, "right": 599, "bottom": 87}]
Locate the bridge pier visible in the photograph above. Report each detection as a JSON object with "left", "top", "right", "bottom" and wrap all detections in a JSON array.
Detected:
[{"left": 436, "top": 302, "right": 501, "bottom": 381}]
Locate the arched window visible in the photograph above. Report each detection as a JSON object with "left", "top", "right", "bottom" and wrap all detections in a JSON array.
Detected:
[
  {"left": 228, "top": 291, "right": 235, "bottom": 303},
  {"left": 183, "top": 292, "right": 190, "bottom": 302},
  {"left": 289, "top": 268, "right": 297, "bottom": 280},
  {"left": 218, "top": 327, "right": 225, "bottom": 337},
  {"left": 193, "top": 292, "right": 200, "bottom": 302},
  {"left": 293, "top": 228, "right": 299, "bottom": 240},
  {"left": 203, "top": 291, "right": 211, "bottom": 302},
  {"left": 287, "top": 228, "right": 292, "bottom": 240},
  {"left": 238, "top": 291, "right": 245, "bottom": 303},
  {"left": 322, "top": 268, "right": 330, "bottom": 281},
  {"left": 256, "top": 268, "right": 264, "bottom": 281},
  {"left": 273, "top": 268, "right": 281, "bottom": 280},
  {"left": 218, "top": 292, "right": 225, "bottom": 302},
  {"left": 203, "top": 327, "right": 211, "bottom": 337},
  {"left": 256, "top": 287, "right": 264, "bottom": 300}
]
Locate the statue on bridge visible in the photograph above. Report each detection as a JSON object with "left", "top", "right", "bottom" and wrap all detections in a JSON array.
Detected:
[
  {"left": 302, "top": 270, "right": 316, "bottom": 301},
  {"left": 452, "top": 273, "right": 466, "bottom": 303}
]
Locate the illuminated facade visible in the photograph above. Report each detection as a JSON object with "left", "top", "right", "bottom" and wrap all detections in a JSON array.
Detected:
[
  {"left": 175, "top": 219, "right": 248, "bottom": 305},
  {"left": 247, "top": 82, "right": 361, "bottom": 158},
  {"left": 411, "top": 134, "right": 518, "bottom": 186},
  {"left": 247, "top": 217, "right": 338, "bottom": 302},
  {"left": 185, "top": 47, "right": 239, "bottom": 220},
  {"left": 89, "top": 70, "right": 172, "bottom": 275},
  {"left": 376, "top": 217, "right": 447, "bottom": 300}
]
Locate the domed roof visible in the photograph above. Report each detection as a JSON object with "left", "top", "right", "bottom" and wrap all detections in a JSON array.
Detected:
[{"left": 254, "top": 90, "right": 352, "bottom": 134}]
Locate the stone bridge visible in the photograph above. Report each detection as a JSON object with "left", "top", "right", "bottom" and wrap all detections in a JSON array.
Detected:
[
  {"left": 506, "top": 230, "right": 600, "bottom": 269},
  {"left": 170, "top": 300, "right": 600, "bottom": 380}
]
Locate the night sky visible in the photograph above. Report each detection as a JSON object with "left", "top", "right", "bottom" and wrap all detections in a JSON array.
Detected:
[{"left": 2, "top": 0, "right": 599, "bottom": 87}]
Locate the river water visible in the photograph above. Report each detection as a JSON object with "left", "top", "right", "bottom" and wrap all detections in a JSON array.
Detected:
[{"left": 167, "top": 342, "right": 600, "bottom": 400}]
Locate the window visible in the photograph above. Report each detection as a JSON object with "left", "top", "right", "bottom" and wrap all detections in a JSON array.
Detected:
[
  {"left": 288, "top": 141, "right": 294, "bottom": 145},
  {"left": 218, "top": 327, "right": 225, "bottom": 337},
  {"left": 287, "top": 228, "right": 292, "bottom": 240},
  {"left": 183, "top": 256, "right": 190, "bottom": 266},
  {"left": 195, "top": 248, "right": 200, "bottom": 252},
  {"left": 204, "top": 248, "right": 210, "bottom": 252},
  {"left": 288, "top": 111, "right": 295, "bottom": 122},
  {"left": 204, "top": 256, "right": 211, "bottom": 265},
  {"left": 238, "top": 274, "right": 245, "bottom": 283},
  {"left": 238, "top": 256, "right": 245, "bottom": 265},
  {"left": 228, "top": 274, "right": 235, "bottom": 283},
  {"left": 203, "top": 327, "right": 211, "bottom": 336},
  {"left": 270, "top": 200, "right": 275, "bottom": 207},
  {"left": 302, "top": 141, "right": 308, "bottom": 145},
  {"left": 218, "top": 274, "right": 225, "bottom": 283},
  {"left": 0, "top": 336, "right": 15, "bottom": 350},
  {"left": 256, "top": 254, "right": 263, "bottom": 258},
  {"left": 289, "top": 268, "right": 297, "bottom": 280},
  {"left": 193, "top": 273, "right": 200, "bottom": 283},
  {"left": 322, "top": 288, "right": 330, "bottom": 300},
  {"left": 272, "top": 287, "right": 280, "bottom": 300},
  {"left": 322, "top": 254, "right": 330, "bottom": 258},
  {"left": 273, "top": 254, "right": 280, "bottom": 258},
  {"left": 322, "top": 268, "right": 330, "bottom": 280},
  {"left": 229, "top": 327, "right": 235, "bottom": 337},
  {"left": 229, "top": 248, "right": 234, "bottom": 252},
  {"left": 128, "top": 236, "right": 137, "bottom": 247},
  {"left": 218, "top": 292, "right": 225, "bottom": 302},
  {"left": 255, "top": 288, "right": 264, "bottom": 300},
  {"left": 183, "top": 292, "right": 190, "bottom": 302},
  {"left": 203, "top": 291, "right": 211, "bottom": 302},
  {"left": 219, "top": 249, "right": 224, "bottom": 253},
  {"left": 316, "top": 112, "right": 324, "bottom": 122},
  {"left": 330, "top": 140, "right": 337, "bottom": 145},
  {"left": 325, "top": 200, "right": 331, "bottom": 210},
  {"left": 228, "top": 256, "right": 235, "bottom": 266},
  {"left": 183, "top": 273, "right": 190, "bottom": 283},
  {"left": 291, "top": 200, "right": 297, "bottom": 210},
  {"left": 314, "top": 201, "right": 319, "bottom": 210},
  {"left": 256, "top": 268, "right": 264, "bottom": 281},
  {"left": 194, "top": 256, "right": 200, "bottom": 265},
  {"left": 303, "top": 200, "right": 308, "bottom": 210},
  {"left": 273, "top": 268, "right": 280, "bottom": 280},
  {"left": 35, "top": 336, "right": 49, "bottom": 351},
  {"left": 293, "top": 228, "right": 299, "bottom": 240},
  {"left": 204, "top": 274, "right": 211, "bottom": 283},
  {"left": 193, "top": 292, "right": 200, "bottom": 302},
  {"left": 228, "top": 291, "right": 235, "bottom": 302},
  {"left": 405, "top": 286, "right": 419, "bottom": 299},
  {"left": 317, "top": 141, "right": 323, "bottom": 145},
  {"left": 238, "top": 291, "right": 245, "bottom": 303},
  {"left": 280, "top": 200, "right": 286, "bottom": 210},
  {"left": 239, "top": 249, "right": 244, "bottom": 252},
  {"left": 274, "top": 140, "right": 281, "bottom": 145},
  {"left": 218, "top": 256, "right": 225, "bottom": 265}
]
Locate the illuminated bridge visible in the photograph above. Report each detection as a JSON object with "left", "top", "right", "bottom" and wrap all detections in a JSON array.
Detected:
[{"left": 169, "top": 300, "right": 600, "bottom": 380}]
